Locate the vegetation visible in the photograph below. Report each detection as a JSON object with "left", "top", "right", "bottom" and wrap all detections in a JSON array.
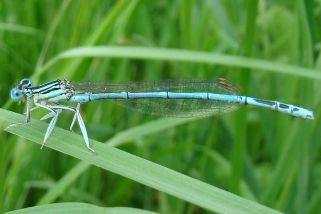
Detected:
[{"left": 1, "top": 0, "right": 320, "bottom": 213}]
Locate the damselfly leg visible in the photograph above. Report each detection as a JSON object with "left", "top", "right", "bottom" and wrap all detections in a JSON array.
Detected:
[
  {"left": 7, "top": 97, "right": 32, "bottom": 128},
  {"left": 36, "top": 103, "right": 95, "bottom": 153}
]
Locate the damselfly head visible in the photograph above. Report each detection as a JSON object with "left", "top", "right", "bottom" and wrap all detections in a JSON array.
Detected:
[
  {"left": 10, "top": 88, "right": 23, "bottom": 102},
  {"left": 10, "top": 78, "right": 32, "bottom": 102},
  {"left": 19, "top": 78, "right": 32, "bottom": 89}
]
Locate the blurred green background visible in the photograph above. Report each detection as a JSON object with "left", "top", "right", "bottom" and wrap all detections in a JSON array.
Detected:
[{"left": 1, "top": 0, "right": 321, "bottom": 213}]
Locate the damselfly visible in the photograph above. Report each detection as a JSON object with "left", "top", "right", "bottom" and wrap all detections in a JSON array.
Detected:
[{"left": 9, "top": 78, "right": 314, "bottom": 152}]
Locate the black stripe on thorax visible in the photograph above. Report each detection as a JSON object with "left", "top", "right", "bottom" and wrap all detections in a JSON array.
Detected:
[
  {"left": 32, "top": 80, "right": 60, "bottom": 90},
  {"left": 32, "top": 80, "right": 61, "bottom": 94},
  {"left": 41, "top": 86, "right": 62, "bottom": 95}
]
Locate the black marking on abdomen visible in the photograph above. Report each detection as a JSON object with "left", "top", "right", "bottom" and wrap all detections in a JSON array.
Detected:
[
  {"left": 253, "top": 98, "right": 276, "bottom": 106},
  {"left": 279, "top": 103, "right": 289, "bottom": 109},
  {"left": 293, "top": 107, "right": 299, "bottom": 111}
]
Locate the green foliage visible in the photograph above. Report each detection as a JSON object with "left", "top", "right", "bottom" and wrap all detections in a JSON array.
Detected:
[
  {"left": 6, "top": 202, "right": 157, "bottom": 214},
  {"left": 1, "top": 0, "right": 320, "bottom": 213}
]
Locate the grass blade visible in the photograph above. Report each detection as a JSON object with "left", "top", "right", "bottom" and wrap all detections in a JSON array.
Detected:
[
  {"left": 1, "top": 108, "right": 282, "bottom": 214},
  {"left": 37, "top": 117, "right": 195, "bottom": 204},
  {"left": 40, "top": 46, "right": 321, "bottom": 80},
  {"left": 6, "top": 202, "right": 157, "bottom": 214}
]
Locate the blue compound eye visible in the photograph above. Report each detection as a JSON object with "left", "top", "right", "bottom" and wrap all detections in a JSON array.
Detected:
[
  {"left": 19, "top": 78, "right": 32, "bottom": 88},
  {"left": 10, "top": 88, "right": 24, "bottom": 102}
]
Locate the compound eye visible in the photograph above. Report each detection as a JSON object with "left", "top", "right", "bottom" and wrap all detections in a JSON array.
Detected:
[
  {"left": 10, "top": 88, "right": 24, "bottom": 102},
  {"left": 19, "top": 78, "right": 32, "bottom": 88}
]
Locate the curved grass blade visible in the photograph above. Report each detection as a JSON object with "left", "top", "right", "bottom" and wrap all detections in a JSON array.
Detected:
[
  {"left": 37, "top": 117, "right": 196, "bottom": 205},
  {"left": 1, "top": 109, "right": 282, "bottom": 214},
  {"left": 40, "top": 46, "right": 321, "bottom": 80},
  {"left": 6, "top": 202, "right": 157, "bottom": 214}
]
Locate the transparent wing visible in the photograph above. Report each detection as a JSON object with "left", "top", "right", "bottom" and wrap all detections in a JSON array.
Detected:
[{"left": 71, "top": 79, "right": 240, "bottom": 118}]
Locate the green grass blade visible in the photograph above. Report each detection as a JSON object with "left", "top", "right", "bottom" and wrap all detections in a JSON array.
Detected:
[
  {"left": 6, "top": 202, "right": 157, "bottom": 214},
  {"left": 0, "top": 23, "right": 42, "bottom": 35},
  {"left": 40, "top": 46, "right": 321, "bottom": 80},
  {"left": 1, "top": 109, "right": 282, "bottom": 214},
  {"left": 107, "top": 117, "right": 196, "bottom": 147},
  {"left": 37, "top": 0, "right": 132, "bottom": 81},
  {"left": 33, "top": 0, "right": 72, "bottom": 77},
  {"left": 37, "top": 117, "right": 195, "bottom": 204},
  {"left": 229, "top": 0, "right": 258, "bottom": 194},
  {"left": 36, "top": 162, "right": 89, "bottom": 205}
]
